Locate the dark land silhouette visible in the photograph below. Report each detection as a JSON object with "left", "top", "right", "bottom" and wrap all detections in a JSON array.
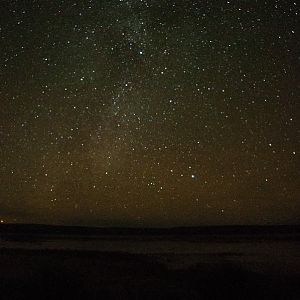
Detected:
[{"left": 0, "top": 224, "right": 300, "bottom": 299}]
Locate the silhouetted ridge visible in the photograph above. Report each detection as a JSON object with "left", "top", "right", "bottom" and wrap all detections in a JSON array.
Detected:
[{"left": 1, "top": 223, "right": 300, "bottom": 236}]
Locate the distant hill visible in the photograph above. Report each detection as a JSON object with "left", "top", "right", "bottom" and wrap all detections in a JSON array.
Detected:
[{"left": 0, "top": 223, "right": 300, "bottom": 236}]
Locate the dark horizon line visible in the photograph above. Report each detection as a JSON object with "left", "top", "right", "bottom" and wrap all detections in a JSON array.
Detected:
[{"left": 1, "top": 222, "right": 300, "bottom": 235}]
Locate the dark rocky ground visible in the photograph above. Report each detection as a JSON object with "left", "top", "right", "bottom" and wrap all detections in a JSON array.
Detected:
[{"left": 0, "top": 247, "right": 300, "bottom": 300}]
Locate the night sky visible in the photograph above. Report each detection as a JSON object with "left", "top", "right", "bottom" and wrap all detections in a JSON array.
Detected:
[{"left": 0, "top": 1, "right": 299, "bottom": 227}]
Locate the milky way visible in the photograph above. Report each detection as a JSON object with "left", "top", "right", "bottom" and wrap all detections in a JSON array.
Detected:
[{"left": 0, "top": 1, "right": 299, "bottom": 226}]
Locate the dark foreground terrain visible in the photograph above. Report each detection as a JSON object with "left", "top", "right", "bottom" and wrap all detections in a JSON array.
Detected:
[{"left": 0, "top": 224, "right": 300, "bottom": 299}]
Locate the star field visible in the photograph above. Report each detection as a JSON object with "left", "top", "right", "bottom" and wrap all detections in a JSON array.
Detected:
[{"left": 0, "top": 1, "right": 299, "bottom": 226}]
